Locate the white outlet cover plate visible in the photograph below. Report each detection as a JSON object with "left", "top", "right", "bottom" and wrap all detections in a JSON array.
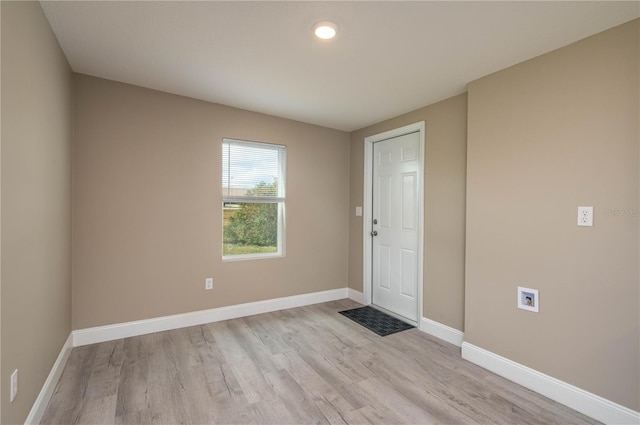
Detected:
[
  {"left": 355, "top": 206, "right": 362, "bottom": 216},
  {"left": 577, "top": 206, "right": 593, "bottom": 226},
  {"left": 205, "top": 278, "right": 213, "bottom": 290}
]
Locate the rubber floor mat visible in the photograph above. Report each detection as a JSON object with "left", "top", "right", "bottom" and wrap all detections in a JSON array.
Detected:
[{"left": 338, "top": 306, "right": 414, "bottom": 336}]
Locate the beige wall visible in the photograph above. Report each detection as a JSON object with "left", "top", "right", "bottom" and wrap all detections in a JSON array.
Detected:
[
  {"left": 1, "top": 2, "right": 73, "bottom": 424},
  {"left": 349, "top": 94, "right": 468, "bottom": 331},
  {"left": 1, "top": 4, "right": 636, "bottom": 420},
  {"left": 465, "top": 19, "right": 639, "bottom": 411},
  {"left": 72, "top": 75, "right": 350, "bottom": 329}
]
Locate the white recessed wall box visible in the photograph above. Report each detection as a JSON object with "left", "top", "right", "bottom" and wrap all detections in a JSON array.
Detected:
[{"left": 517, "top": 286, "right": 539, "bottom": 313}]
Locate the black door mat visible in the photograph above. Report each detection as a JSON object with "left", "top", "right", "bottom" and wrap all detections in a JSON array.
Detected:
[{"left": 338, "top": 306, "right": 414, "bottom": 336}]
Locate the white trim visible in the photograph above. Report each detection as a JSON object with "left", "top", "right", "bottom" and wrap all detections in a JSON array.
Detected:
[
  {"left": 363, "top": 137, "right": 373, "bottom": 306},
  {"left": 363, "top": 121, "right": 425, "bottom": 324},
  {"left": 347, "top": 288, "right": 364, "bottom": 304},
  {"left": 25, "top": 334, "right": 73, "bottom": 425},
  {"left": 419, "top": 317, "right": 464, "bottom": 347},
  {"left": 73, "top": 288, "right": 348, "bottom": 347},
  {"left": 461, "top": 342, "right": 640, "bottom": 425}
]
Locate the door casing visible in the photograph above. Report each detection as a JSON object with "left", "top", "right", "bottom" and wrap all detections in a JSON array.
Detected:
[{"left": 363, "top": 122, "right": 425, "bottom": 324}]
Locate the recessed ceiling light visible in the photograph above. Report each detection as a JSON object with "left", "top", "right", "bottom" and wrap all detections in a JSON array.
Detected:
[{"left": 313, "top": 21, "right": 338, "bottom": 40}]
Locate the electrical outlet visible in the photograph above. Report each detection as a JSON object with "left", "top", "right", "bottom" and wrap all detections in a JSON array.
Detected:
[
  {"left": 577, "top": 206, "right": 593, "bottom": 227},
  {"left": 205, "top": 277, "right": 213, "bottom": 290},
  {"left": 10, "top": 369, "right": 18, "bottom": 402}
]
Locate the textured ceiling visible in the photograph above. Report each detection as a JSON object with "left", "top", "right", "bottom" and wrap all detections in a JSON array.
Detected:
[{"left": 41, "top": 1, "right": 639, "bottom": 131}]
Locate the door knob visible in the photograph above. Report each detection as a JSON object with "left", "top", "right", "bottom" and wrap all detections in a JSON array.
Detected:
[{"left": 371, "top": 230, "right": 378, "bottom": 237}]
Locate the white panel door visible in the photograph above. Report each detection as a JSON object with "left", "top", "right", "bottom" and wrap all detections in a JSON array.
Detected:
[{"left": 372, "top": 131, "right": 420, "bottom": 322}]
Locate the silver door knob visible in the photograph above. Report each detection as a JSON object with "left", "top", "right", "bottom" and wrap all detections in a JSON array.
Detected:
[{"left": 371, "top": 230, "right": 378, "bottom": 236}]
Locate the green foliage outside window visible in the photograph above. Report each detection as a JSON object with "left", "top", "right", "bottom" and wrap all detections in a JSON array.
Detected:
[{"left": 223, "top": 181, "right": 278, "bottom": 255}]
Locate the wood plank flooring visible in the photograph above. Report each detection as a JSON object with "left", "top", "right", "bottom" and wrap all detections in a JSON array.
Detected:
[{"left": 41, "top": 299, "right": 601, "bottom": 424}]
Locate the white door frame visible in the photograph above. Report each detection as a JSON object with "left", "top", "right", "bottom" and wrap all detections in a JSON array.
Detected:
[{"left": 363, "top": 121, "right": 425, "bottom": 323}]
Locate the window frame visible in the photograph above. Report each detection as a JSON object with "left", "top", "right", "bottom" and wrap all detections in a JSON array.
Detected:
[{"left": 221, "top": 138, "right": 286, "bottom": 261}]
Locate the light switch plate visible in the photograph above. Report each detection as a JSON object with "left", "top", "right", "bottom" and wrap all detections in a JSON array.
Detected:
[
  {"left": 355, "top": 206, "right": 362, "bottom": 217},
  {"left": 577, "top": 206, "right": 593, "bottom": 226}
]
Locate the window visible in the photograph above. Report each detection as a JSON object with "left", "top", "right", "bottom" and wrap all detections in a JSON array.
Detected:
[{"left": 222, "top": 138, "right": 286, "bottom": 259}]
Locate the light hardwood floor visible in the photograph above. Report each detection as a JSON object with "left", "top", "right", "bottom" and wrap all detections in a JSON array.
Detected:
[{"left": 41, "top": 299, "right": 600, "bottom": 424}]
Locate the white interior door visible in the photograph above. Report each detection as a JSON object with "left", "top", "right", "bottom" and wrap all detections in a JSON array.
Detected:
[{"left": 371, "top": 131, "right": 420, "bottom": 323}]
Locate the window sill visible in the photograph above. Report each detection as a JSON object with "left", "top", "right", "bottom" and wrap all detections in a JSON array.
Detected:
[{"left": 222, "top": 252, "right": 284, "bottom": 262}]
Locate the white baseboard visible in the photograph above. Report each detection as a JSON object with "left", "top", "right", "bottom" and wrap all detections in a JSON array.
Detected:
[
  {"left": 24, "top": 333, "right": 73, "bottom": 425},
  {"left": 347, "top": 288, "right": 364, "bottom": 304},
  {"left": 73, "top": 288, "right": 349, "bottom": 347},
  {"left": 419, "top": 317, "right": 464, "bottom": 347},
  {"left": 461, "top": 342, "right": 640, "bottom": 425}
]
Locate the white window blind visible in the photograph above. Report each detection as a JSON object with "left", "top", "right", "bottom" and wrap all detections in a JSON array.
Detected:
[{"left": 222, "top": 139, "right": 286, "bottom": 203}]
